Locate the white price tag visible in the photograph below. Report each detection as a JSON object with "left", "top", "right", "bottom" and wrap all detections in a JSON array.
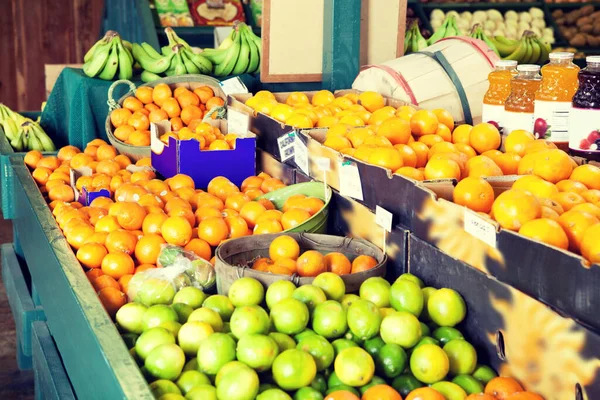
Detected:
[
  {"left": 227, "top": 108, "right": 250, "bottom": 136},
  {"left": 464, "top": 210, "right": 497, "bottom": 248},
  {"left": 375, "top": 206, "right": 393, "bottom": 232},
  {"left": 316, "top": 157, "right": 331, "bottom": 172},
  {"left": 219, "top": 77, "right": 249, "bottom": 96},
  {"left": 294, "top": 137, "right": 309, "bottom": 175},
  {"left": 277, "top": 132, "right": 295, "bottom": 162},
  {"left": 338, "top": 160, "right": 364, "bottom": 201}
]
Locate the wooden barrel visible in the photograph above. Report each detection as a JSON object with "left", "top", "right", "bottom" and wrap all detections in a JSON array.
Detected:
[
  {"left": 215, "top": 232, "right": 387, "bottom": 295},
  {"left": 352, "top": 37, "right": 500, "bottom": 125}
]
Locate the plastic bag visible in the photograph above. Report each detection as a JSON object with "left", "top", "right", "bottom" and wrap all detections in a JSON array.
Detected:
[{"left": 127, "top": 245, "right": 216, "bottom": 306}]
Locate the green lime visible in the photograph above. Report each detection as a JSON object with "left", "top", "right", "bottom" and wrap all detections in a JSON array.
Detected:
[
  {"left": 452, "top": 374, "right": 485, "bottom": 394},
  {"left": 159, "top": 320, "right": 182, "bottom": 337},
  {"left": 433, "top": 327, "right": 464, "bottom": 346},
  {"left": 312, "top": 272, "right": 346, "bottom": 301},
  {"left": 230, "top": 305, "right": 270, "bottom": 339},
  {"left": 293, "top": 285, "right": 327, "bottom": 312},
  {"left": 271, "top": 298, "right": 310, "bottom": 335},
  {"left": 256, "top": 388, "right": 293, "bottom": 400},
  {"left": 379, "top": 308, "right": 396, "bottom": 319},
  {"left": 188, "top": 307, "right": 224, "bottom": 332},
  {"left": 223, "top": 322, "right": 231, "bottom": 333},
  {"left": 150, "top": 379, "right": 181, "bottom": 398},
  {"left": 202, "top": 294, "right": 235, "bottom": 321},
  {"left": 135, "top": 327, "right": 175, "bottom": 361},
  {"left": 176, "top": 370, "right": 211, "bottom": 394},
  {"left": 198, "top": 333, "right": 237, "bottom": 375},
  {"left": 420, "top": 287, "right": 437, "bottom": 321},
  {"left": 229, "top": 277, "right": 265, "bottom": 307},
  {"left": 359, "top": 277, "right": 391, "bottom": 308},
  {"left": 325, "top": 385, "right": 360, "bottom": 397},
  {"left": 344, "top": 330, "right": 365, "bottom": 345},
  {"left": 145, "top": 343, "right": 185, "bottom": 380},
  {"left": 359, "top": 376, "right": 386, "bottom": 395},
  {"left": 266, "top": 280, "right": 297, "bottom": 310},
  {"left": 380, "top": 311, "right": 422, "bottom": 348},
  {"left": 215, "top": 361, "right": 248, "bottom": 387},
  {"left": 183, "top": 358, "right": 198, "bottom": 372},
  {"left": 472, "top": 364, "right": 498, "bottom": 384},
  {"left": 428, "top": 288, "right": 466, "bottom": 327},
  {"left": 347, "top": 299, "right": 381, "bottom": 340},
  {"left": 391, "top": 374, "right": 423, "bottom": 397},
  {"left": 420, "top": 322, "right": 430, "bottom": 337},
  {"left": 375, "top": 343, "right": 407, "bottom": 379},
  {"left": 157, "top": 246, "right": 183, "bottom": 267},
  {"left": 185, "top": 384, "right": 217, "bottom": 400},
  {"left": 294, "top": 387, "right": 324, "bottom": 400},
  {"left": 216, "top": 363, "right": 259, "bottom": 400},
  {"left": 443, "top": 339, "right": 477, "bottom": 375},
  {"left": 259, "top": 384, "right": 279, "bottom": 393},
  {"left": 390, "top": 279, "right": 424, "bottom": 317},
  {"left": 272, "top": 349, "right": 317, "bottom": 391},
  {"left": 312, "top": 300, "right": 348, "bottom": 340},
  {"left": 327, "top": 371, "right": 344, "bottom": 389},
  {"left": 363, "top": 336, "right": 386, "bottom": 358},
  {"left": 431, "top": 381, "right": 467, "bottom": 400},
  {"left": 409, "top": 344, "right": 449, "bottom": 384},
  {"left": 158, "top": 394, "right": 185, "bottom": 400},
  {"left": 311, "top": 373, "right": 328, "bottom": 394},
  {"left": 413, "top": 336, "right": 440, "bottom": 349},
  {"left": 297, "top": 335, "right": 335, "bottom": 371},
  {"left": 171, "top": 303, "right": 194, "bottom": 324},
  {"left": 331, "top": 339, "right": 358, "bottom": 357},
  {"left": 237, "top": 334, "right": 279, "bottom": 372},
  {"left": 334, "top": 347, "right": 375, "bottom": 387},
  {"left": 397, "top": 273, "right": 424, "bottom": 288},
  {"left": 340, "top": 294, "right": 361, "bottom": 310},
  {"left": 178, "top": 321, "right": 214, "bottom": 356},
  {"left": 294, "top": 329, "right": 317, "bottom": 343},
  {"left": 143, "top": 304, "right": 179, "bottom": 331},
  {"left": 116, "top": 302, "right": 147, "bottom": 334},
  {"left": 173, "top": 287, "right": 206, "bottom": 309},
  {"left": 269, "top": 332, "right": 297, "bottom": 352}
]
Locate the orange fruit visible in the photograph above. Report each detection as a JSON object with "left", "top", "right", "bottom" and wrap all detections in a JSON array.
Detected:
[
  {"left": 85, "top": 231, "right": 109, "bottom": 245},
  {"left": 427, "top": 142, "right": 458, "bottom": 160},
  {"left": 424, "top": 158, "right": 461, "bottom": 180},
  {"left": 194, "top": 193, "right": 224, "bottom": 211},
  {"left": 105, "top": 229, "right": 138, "bottom": 254},
  {"left": 505, "top": 393, "right": 544, "bottom": 400},
  {"left": 142, "top": 212, "right": 168, "bottom": 236},
  {"left": 180, "top": 105, "right": 203, "bottom": 126},
  {"left": 149, "top": 108, "right": 169, "bottom": 124},
  {"left": 524, "top": 139, "right": 557, "bottom": 155},
  {"left": 270, "top": 257, "right": 297, "bottom": 275},
  {"left": 550, "top": 191, "right": 586, "bottom": 212},
  {"left": 281, "top": 208, "right": 311, "bottom": 230},
  {"left": 405, "top": 387, "right": 445, "bottom": 400},
  {"left": 92, "top": 274, "right": 121, "bottom": 292},
  {"left": 32, "top": 166, "right": 52, "bottom": 185},
  {"left": 166, "top": 174, "right": 195, "bottom": 192},
  {"left": 296, "top": 250, "right": 326, "bottom": 277},
  {"left": 484, "top": 377, "right": 524, "bottom": 400},
  {"left": 240, "top": 201, "right": 267, "bottom": 228},
  {"left": 261, "top": 178, "right": 285, "bottom": 193},
  {"left": 357, "top": 91, "right": 384, "bottom": 112},
  {"left": 114, "top": 183, "right": 148, "bottom": 203},
  {"left": 135, "top": 234, "right": 167, "bottom": 264},
  {"left": 432, "top": 109, "right": 454, "bottom": 131},
  {"left": 127, "top": 112, "right": 150, "bottom": 131},
  {"left": 469, "top": 123, "right": 501, "bottom": 154},
  {"left": 362, "top": 384, "right": 402, "bottom": 400},
  {"left": 194, "top": 86, "right": 214, "bottom": 104},
  {"left": 66, "top": 224, "right": 95, "bottom": 250},
  {"left": 161, "top": 216, "right": 193, "bottom": 246},
  {"left": 492, "top": 189, "right": 541, "bottom": 231},
  {"left": 296, "top": 197, "right": 325, "bottom": 216},
  {"left": 197, "top": 217, "right": 229, "bottom": 246},
  {"left": 48, "top": 184, "right": 75, "bottom": 202},
  {"left": 367, "top": 147, "right": 404, "bottom": 171},
  {"left": 152, "top": 83, "right": 173, "bottom": 107},
  {"left": 184, "top": 238, "right": 212, "bottom": 260},
  {"left": 518, "top": 218, "right": 569, "bottom": 250},
  {"left": 208, "top": 176, "right": 239, "bottom": 201},
  {"left": 98, "top": 287, "right": 127, "bottom": 317},
  {"left": 254, "top": 219, "right": 284, "bottom": 234},
  {"left": 195, "top": 206, "right": 223, "bottom": 224},
  {"left": 76, "top": 243, "right": 108, "bottom": 269},
  {"left": 418, "top": 134, "right": 444, "bottom": 148},
  {"left": 504, "top": 129, "right": 535, "bottom": 157},
  {"left": 86, "top": 269, "right": 104, "bottom": 281},
  {"left": 512, "top": 175, "right": 558, "bottom": 199},
  {"left": 408, "top": 142, "right": 429, "bottom": 168},
  {"left": 205, "top": 96, "right": 225, "bottom": 111},
  {"left": 395, "top": 166, "right": 425, "bottom": 181},
  {"left": 95, "top": 215, "right": 121, "bottom": 233},
  {"left": 24, "top": 150, "right": 43, "bottom": 168},
  {"left": 241, "top": 176, "right": 265, "bottom": 192},
  {"left": 571, "top": 203, "right": 600, "bottom": 219},
  {"left": 570, "top": 164, "right": 600, "bottom": 190},
  {"left": 453, "top": 177, "right": 495, "bottom": 213},
  {"left": 557, "top": 210, "right": 599, "bottom": 253},
  {"left": 377, "top": 117, "right": 411, "bottom": 145},
  {"left": 465, "top": 395, "right": 499, "bottom": 400},
  {"left": 177, "top": 91, "right": 200, "bottom": 108},
  {"left": 324, "top": 252, "right": 351, "bottom": 275},
  {"left": 325, "top": 391, "right": 360, "bottom": 400},
  {"left": 283, "top": 194, "right": 307, "bottom": 212},
  {"left": 435, "top": 124, "right": 452, "bottom": 142},
  {"left": 135, "top": 86, "right": 154, "bottom": 104},
  {"left": 96, "top": 144, "right": 118, "bottom": 161},
  {"left": 56, "top": 146, "right": 81, "bottom": 162},
  {"left": 495, "top": 153, "right": 521, "bottom": 175},
  {"left": 455, "top": 143, "right": 477, "bottom": 159},
  {"left": 451, "top": 124, "right": 473, "bottom": 145},
  {"left": 351, "top": 255, "right": 378, "bottom": 273},
  {"left": 580, "top": 223, "right": 600, "bottom": 264},
  {"left": 170, "top": 117, "right": 184, "bottom": 131},
  {"left": 410, "top": 110, "right": 439, "bottom": 136},
  {"left": 465, "top": 155, "right": 503, "bottom": 178},
  {"left": 257, "top": 198, "right": 276, "bottom": 212},
  {"left": 269, "top": 235, "right": 301, "bottom": 261},
  {"left": 224, "top": 215, "right": 250, "bottom": 239},
  {"left": 253, "top": 257, "right": 273, "bottom": 272},
  {"left": 113, "top": 203, "right": 147, "bottom": 231},
  {"left": 101, "top": 252, "right": 135, "bottom": 279},
  {"left": 394, "top": 144, "right": 418, "bottom": 168},
  {"left": 530, "top": 149, "right": 573, "bottom": 183},
  {"left": 555, "top": 179, "right": 588, "bottom": 194},
  {"left": 111, "top": 108, "right": 133, "bottom": 128}
]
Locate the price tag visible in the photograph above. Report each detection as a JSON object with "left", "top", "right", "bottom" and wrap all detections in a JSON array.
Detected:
[
  {"left": 316, "top": 157, "right": 331, "bottom": 172},
  {"left": 294, "top": 136, "right": 309, "bottom": 175},
  {"left": 464, "top": 210, "right": 497, "bottom": 248},
  {"left": 338, "top": 160, "right": 364, "bottom": 201},
  {"left": 219, "top": 77, "right": 249, "bottom": 96},
  {"left": 227, "top": 108, "right": 250, "bottom": 136},
  {"left": 375, "top": 206, "right": 393, "bottom": 232},
  {"left": 277, "top": 132, "right": 295, "bottom": 162}
]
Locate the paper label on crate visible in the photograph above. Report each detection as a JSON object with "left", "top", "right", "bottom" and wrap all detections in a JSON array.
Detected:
[
  {"left": 376, "top": 206, "right": 393, "bottom": 232},
  {"left": 316, "top": 157, "right": 331, "bottom": 172},
  {"left": 464, "top": 210, "right": 497, "bottom": 248},
  {"left": 277, "top": 132, "right": 295, "bottom": 162},
  {"left": 294, "top": 137, "right": 309, "bottom": 175},
  {"left": 227, "top": 108, "right": 250, "bottom": 136},
  {"left": 338, "top": 160, "right": 364, "bottom": 201},
  {"left": 219, "top": 77, "right": 249, "bottom": 96}
]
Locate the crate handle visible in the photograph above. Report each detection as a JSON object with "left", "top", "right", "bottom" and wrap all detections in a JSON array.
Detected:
[{"left": 107, "top": 80, "right": 137, "bottom": 112}]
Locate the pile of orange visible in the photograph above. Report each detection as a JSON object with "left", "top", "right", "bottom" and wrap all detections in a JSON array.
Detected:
[
  {"left": 23, "top": 140, "right": 299, "bottom": 318},
  {"left": 109, "top": 83, "right": 225, "bottom": 147},
  {"left": 251, "top": 235, "right": 378, "bottom": 277}
]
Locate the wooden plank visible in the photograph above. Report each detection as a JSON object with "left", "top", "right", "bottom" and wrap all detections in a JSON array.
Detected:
[
  {"left": 0, "top": 1, "right": 17, "bottom": 109},
  {"left": 72, "top": 0, "right": 104, "bottom": 61}
]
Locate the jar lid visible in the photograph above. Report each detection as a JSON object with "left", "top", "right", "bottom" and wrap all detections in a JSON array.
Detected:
[
  {"left": 550, "top": 52, "right": 574, "bottom": 60},
  {"left": 517, "top": 64, "right": 540, "bottom": 72},
  {"left": 587, "top": 56, "right": 600, "bottom": 63},
  {"left": 495, "top": 60, "right": 518, "bottom": 68}
]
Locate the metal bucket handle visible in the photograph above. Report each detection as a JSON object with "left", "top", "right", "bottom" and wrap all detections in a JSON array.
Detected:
[
  {"left": 107, "top": 80, "right": 137, "bottom": 112},
  {"left": 236, "top": 265, "right": 248, "bottom": 279},
  {"left": 299, "top": 232, "right": 354, "bottom": 249},
  {"left": 235, "top": 264, "right": 301, "bottom": 285}
]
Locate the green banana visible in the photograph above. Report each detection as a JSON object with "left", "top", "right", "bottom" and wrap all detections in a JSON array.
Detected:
[
  {"left": 84, "top": 32, "right": 113, "bottom": 63},
  {"left": 200, "top": 48, "right": 230, "bottom": 65},
  {"left": 133, "top": 43, "right": 174, "bottom": 74},
  {"left": 521, "top": 35, "right": 534, "bottom": 64},
  {"left": 470, "top": 25, "right": 499, "bottom": 57},
  {"left": 10, "top": 130, "right": 24, "bottom": 152},
  {"left": 1, "top": 118, "right": 18, "bottom": 141},
  {"left": 243, "top": 27, "right": 260, "bottom": 74},
  {"left": 445, "top": 16, "right": 459, "bottom": 37},
  {"left": 142, "top": 42, "right": 164, "bottom": 59},
  {"left": 170, "top": 45, "right": 188, "bottom": 76},
  {"left": 504, "top": 35, "right": 529, "bottom": 62},
  {"left": 404, "top": 28, "right": 412, "bottom": 53},
  {"left": 412, "top": 22, "right": 427, "bottom": 51},
  {"left": 528, "top": 36, "right": 541, "bottom": 65},
  {"left": 122, "top": 40, "right": 133, "bottom": 52},
  {"left": 83, "top": 39, "right": 112, "bottom": 78},
  {"left": 183, "top": 48, "right": 213, "bottom": 74},
  {"left": 180, "top": 50, "right": 200, "bottom": 74},
  {"left": 165, "top": 27, "right": 191, "bottom": 49},
  {"left": 232, "top": 26, "right": 251, "bottom": 75},
  {"left": 535, "top": 37, "right": 550, "bottom": 64},
  {"left": 428, "top": 16, "right": 450, "bottom": 45},
  {"left": 492, "top": 36, "right": 519, "bottom": 58},
  {"left": 27, "top": 129, "right": 43, "bottom": 152},
  {"left": 141, "top": 70, "right": 162, "bottom": 83},
  {"left": 214, "top": 29, "right": 242, "bottom": 77},
  {"left": 218, "top": 35, "right": 233, "bottom": 50},
  {"left": 116, "top": 38, "right": 133, "bottom": 80},
  {"left": 29, "top": 121, "right": 56, "bottom": 151},
  {"left": 98, "top": 41, "right": 119, "bottom": 80}
]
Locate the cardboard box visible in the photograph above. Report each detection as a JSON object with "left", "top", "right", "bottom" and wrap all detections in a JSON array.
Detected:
[
  {"left": 411, "top": 177, "right": 600, "bottom": 332},
  {"left": 408, "top": 234, "right": 600, "bottom": 399},
  {"left": 69, "top": 168, "right": 110, "bottom": 206},
  {"left": 150, "top": 121, "right": 256, "bottom": 189},
  {"left": 256, "top": 149, "right": 296, "bottom": 186}
]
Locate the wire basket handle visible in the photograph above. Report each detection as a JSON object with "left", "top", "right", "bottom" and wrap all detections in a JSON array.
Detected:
[{"left": 107, "top": 80, "right": 137, "bottom": 112}]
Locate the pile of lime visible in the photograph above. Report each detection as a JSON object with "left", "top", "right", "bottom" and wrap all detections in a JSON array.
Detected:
[{"left": 116, "top": 272, "right": 498, "bottom": 400}]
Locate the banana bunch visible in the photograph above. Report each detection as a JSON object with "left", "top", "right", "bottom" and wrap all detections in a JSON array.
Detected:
[
  {"left": 428, "top": 15, "right": 461, "bottom": 45},
  {"left": 134, "top": 28, "right": 213, "bottom": 83},
  {"left": 404, "top": 21, "right": 428, "bottom": 54},
  {"left": 469, "top": 24, "right": 500, "bottom": 57},
  {"left": 201, "top": 22, "right": 262, "bottom": 77},
  {"left": 491, "top": 31, "right": 550, "bottom": 64},
  {"left": 83, "top": 31, "right": 134, "bottom": 80}
]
